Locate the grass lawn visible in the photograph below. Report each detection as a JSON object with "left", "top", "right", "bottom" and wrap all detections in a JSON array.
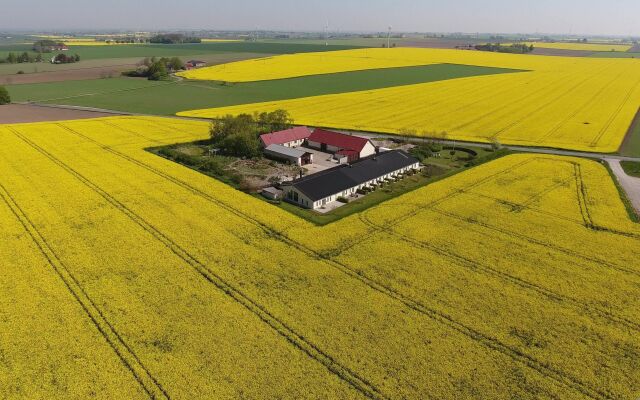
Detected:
[
  {"left": 620, "top": 109, "right": 640, "bottom": 157},
  {"left": 621, "top": 161, "right": 640, "bottom": 177},
  {"left": 8, "top": 63, "right": 521, "bottom": 115}
]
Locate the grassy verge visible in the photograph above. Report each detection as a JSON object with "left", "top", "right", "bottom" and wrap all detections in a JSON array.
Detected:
[
  {"left": 603, "top": 162, "right": 640, "bottom": 222},
  {"left": 620, "top": 161, "right": 640, "bottom": 177},
  {"left": 8, "top": 64, "right": 521, "bottom": 115},
  {"left": 619, "top": 108, "right": 640, "bottom": 157}
]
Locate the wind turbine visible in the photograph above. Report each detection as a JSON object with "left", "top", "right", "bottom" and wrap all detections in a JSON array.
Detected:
[
  {"left": 387, "top": 26, "right": 393, "bottom": 48},
  {"left": 324, "top": 20, "right": 329, "bottom": 46}
]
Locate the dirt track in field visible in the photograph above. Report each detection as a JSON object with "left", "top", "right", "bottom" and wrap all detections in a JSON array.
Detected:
[
  {"left": 1, "top": 64, "right": 136, "bottom": 85},
  {"left": 0, "top": 104, "right": 119, "bottom": 123}
]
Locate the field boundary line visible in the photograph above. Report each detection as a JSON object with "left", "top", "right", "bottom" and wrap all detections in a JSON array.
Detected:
[
  {"left": 60, "top": 123, "right": 615, "bottom": 400},
  {"left": 0, "top": 179, "right": 168, "bottom": 400},
  {"left": 14, "top": 124, "right": 388, "bottom": 400}
]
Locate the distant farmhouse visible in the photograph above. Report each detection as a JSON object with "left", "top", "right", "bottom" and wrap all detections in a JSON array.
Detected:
[
  {"left": 282, "top": 150, "right": 420, "bottom": 210},
  {"left": 185, "top": 60, "right": 207, "bottom": 69},
  {"left": 260, "top": 126, "right": 312, "bottom": 148},
  {"left": 307, "top": 129, "right": 376, "bottom": 162}
]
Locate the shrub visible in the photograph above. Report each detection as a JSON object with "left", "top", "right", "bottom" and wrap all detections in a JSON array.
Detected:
[
  {"left": 0, "top": 86, "right": 10, "bottom": 105},
  {"left": 337, "top": 196, "right": 349, "bottom": 203}
]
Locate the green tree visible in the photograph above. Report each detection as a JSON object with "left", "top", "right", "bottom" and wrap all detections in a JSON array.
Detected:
[
  {"left": 0, "top": 86, "right": 11, "bottom": 105},
  {"left": 209, "top": 114, "right": 263, "bottom": 158},
  {"left": 256, "top": 109, "right": 293, "bottom": 133},
  {"left": 147, "top": 60, "right": 168, "bottom": 81},
  {"left": 167, "top": 57, "right": 184, "bottom": 71},
  {"left": 220, "top": 131, "right": 261, "bottom": 158},
  {"left": 6, "top": 53, "right": 17, "bottom": 64},
  {"left": 210, "top": 114, "right": 255, "bottom": 142}
]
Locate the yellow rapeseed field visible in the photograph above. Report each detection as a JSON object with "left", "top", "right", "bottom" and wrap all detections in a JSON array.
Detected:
[
  {"left": 519, "top": 41, "right": 633, "bottom": 52},
  {"left": 0, "top": 116, "right": 638, "bottom": 399},
  {"left": 179, "top": 48, "right": 640, "bottom": 153}
]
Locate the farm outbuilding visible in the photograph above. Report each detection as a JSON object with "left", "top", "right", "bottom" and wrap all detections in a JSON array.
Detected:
[
  {"left": 264, "top": 144, "right": 313, "bottom": 166},
  {"left": 282, "top": 150, "right": 420, "bottom": 210},
  {"left": 185, "top": 60, "right": 207, "bottom": 69},
  {"left": 259, "top": 126, "right": 312, "bottom": 148},
  {"left": 306, "top": 129, "right": 376, "bottom": 162}
]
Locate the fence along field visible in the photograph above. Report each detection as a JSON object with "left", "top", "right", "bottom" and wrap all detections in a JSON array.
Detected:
[
  {"left": 0, "top": 116, "right": 638, "bottom": 399},
  {"left": 179, "top": 48, "right": 640, "bottom": 153}
]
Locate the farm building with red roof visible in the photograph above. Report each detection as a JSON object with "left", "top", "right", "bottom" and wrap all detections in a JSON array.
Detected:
[
  {"left": 307, "top": 129, "right": 376, "bottom": 162},
  {"left": 259, "top": 126, "right": 312, "bottom": 148}
]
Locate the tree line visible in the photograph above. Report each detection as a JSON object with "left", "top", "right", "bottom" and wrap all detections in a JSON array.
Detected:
[
  {"left": 149, "top": 34, "right": 201, "bottom": 44},
  {"left": 474, "top": 43, "right": 534, "bottom": 54}
]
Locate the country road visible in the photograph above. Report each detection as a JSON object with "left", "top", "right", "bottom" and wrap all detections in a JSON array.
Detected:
[{"left": 606, "top": 159, "right": 640, "bottom": 215}]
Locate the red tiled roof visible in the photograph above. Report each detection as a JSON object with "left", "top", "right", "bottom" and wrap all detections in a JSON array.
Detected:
[
  {"left": 309, "top": 129, "right": 371, "bottom": 153},
  {"left": 260, "top": 126, "right": 312, "bottom": 147}
]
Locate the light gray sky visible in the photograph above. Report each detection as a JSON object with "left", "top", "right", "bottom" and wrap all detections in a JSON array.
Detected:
[{"left": 3, "top": 0, "right": 639, "bottom": 36}]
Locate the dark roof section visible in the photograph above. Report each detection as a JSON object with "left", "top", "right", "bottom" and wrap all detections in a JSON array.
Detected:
[
  {"left": 287, "top": 150, "right": 419, "bottom": 201},
  {"left": 260, "top": 126, "right": 312, "bottom": 147},
  {"left": 308, "top": 129, "right": 371, "bottom": 152}
]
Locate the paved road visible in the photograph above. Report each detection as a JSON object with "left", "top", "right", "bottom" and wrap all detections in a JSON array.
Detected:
[
  {"left": 335, "top": 129, "right": 640, "bottom": 162},
  {"left": 606, "top": 159, "right": 640, "bottom": 215}
]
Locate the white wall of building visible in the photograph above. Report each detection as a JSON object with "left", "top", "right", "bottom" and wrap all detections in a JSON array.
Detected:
[{"left": 360, "top": 142, "right": 376, "bottom": 158}]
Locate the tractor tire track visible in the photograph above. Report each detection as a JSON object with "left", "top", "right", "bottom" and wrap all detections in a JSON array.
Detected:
[
  {"left": 56, "top": 124, "right": 615, "bottom": 400},
  {"left": 356, "top": 209, "right": 640, "bottom": 333},
  {"left": 9, "top": 126, "right": 388, "bottom": 400},
  {"left": 589, "top": 75, "right": 640, "bottom": 148},
  {"left": 0, "top": 180, "right": 168, "bottom": 400}
]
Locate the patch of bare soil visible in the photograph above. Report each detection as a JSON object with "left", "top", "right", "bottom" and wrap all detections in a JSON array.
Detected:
[
  {"left": 1, "top": 64, "right": 136, "bottom": 85},
  {"left": 0, "top": 104, "right": 119, "bottom": 123}
]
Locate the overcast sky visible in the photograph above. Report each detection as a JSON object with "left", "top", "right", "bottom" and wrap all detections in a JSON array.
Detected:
[{"left": 3, "top": 0, "right": 639, "bottom": 36}]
